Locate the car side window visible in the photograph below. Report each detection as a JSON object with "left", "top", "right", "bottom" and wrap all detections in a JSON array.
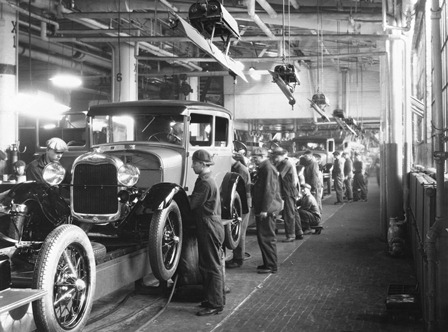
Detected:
[
  {"left": 189, "top": 114, "right": 212, "bottom": 146},
  {"left": 214, "top": 116, "right": 228, "bottom": 147}
]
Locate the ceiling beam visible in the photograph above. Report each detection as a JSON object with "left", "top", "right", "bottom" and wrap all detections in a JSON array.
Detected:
[
  {"left": 62, "top": 11, "right": 383, "bottom": 21},
  {"left": 136, "top": 51, "right": 386, "bottom": 62},
  {"left": 50, "top": 34, "right": 388, "bottom": 43}
]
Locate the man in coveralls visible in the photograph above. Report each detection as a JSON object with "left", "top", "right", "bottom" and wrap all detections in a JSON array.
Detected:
[
  {"left": 188, "top": 149, "right": 225, "bottom": 316},
  {"left": 272, "top": 147, "right": 303, "bottom": 242},
  {"left": 251, "top": 147, "right": 283, "bottom": 274},
  {"left": 332, "top": 151, "right": 345, "bottom": 205},
  {"left": 26, "top": 137, "right": 68, "bottom": 182}
]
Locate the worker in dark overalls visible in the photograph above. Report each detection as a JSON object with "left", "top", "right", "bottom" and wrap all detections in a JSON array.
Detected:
[
  {"left": 251, "top": 147, "right": 283, "bottom": 274},
  {"left": 189, "top": 149, "right": 225, "bottom": 316}
]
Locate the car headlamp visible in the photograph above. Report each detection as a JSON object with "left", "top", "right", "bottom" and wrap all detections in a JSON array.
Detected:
[
  {"left": 117, "top": 164, "right": 140, "bottom": 187},
  {"left": 43, "top": 162, "right": 66, "bottom": 186}
]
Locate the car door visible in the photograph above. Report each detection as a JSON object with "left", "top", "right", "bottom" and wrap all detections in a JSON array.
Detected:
[
  {"left": 184, "top": 113, "right": 214, "bottom": 194},
  {"left": 184, "top": 112, "right": 232, "bottom": 194}
]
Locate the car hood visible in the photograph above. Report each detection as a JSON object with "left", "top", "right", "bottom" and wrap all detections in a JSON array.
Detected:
[{"left": 76, "top": 143, "right": 185, "bottom": 186}]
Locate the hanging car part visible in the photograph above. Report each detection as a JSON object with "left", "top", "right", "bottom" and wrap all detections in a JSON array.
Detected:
[
  {"left": 188, "top": 0, "right": 240, "bottom": 41},
  {"left": 269, "top": 70, "right": 296, "bottom": 107},
  {"left": 309, "top": 99, "right": 331, "bottom": 122}
]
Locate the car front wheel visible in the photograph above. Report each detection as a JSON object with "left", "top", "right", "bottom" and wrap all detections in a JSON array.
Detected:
[
  {"left": 148, "top": 200, "right": 183, "bottom": 281},
  {"left": 224, "top": 192, "right": 243, "bottom": 250},
  {"left": 32, "top": 224, "right": 96, "bottom": 332}
]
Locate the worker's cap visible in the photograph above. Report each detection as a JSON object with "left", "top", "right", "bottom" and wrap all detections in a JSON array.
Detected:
[
  {"left": 333, "top": 151, "right": 340, "bottom": 156},
  {"left": 13, "top": 160, "right": 26, "bottom": 168},
  {"left": 271, "top": 147, "right": 287, "bottom": 156},
  {"left": 192, "top": 149, "right": 214, "bottom": 165},
  {"left": 251, "top": 147, "right": 268, "bottom": 157},
  {"left": 46, "top": 137, "right": 68, "bottom": 153},
  {"left": 301, "top": 183, "right": 312, "bottom": 190}
]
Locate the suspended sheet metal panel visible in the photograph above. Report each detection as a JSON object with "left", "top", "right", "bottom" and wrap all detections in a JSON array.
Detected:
[{"left": 176, "top": 16, "right": 247, "bottom": 82}]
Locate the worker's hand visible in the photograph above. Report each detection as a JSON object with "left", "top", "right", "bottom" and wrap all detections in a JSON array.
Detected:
[{"left": 259, "top": 211, "right": 268, "bottom": 218}]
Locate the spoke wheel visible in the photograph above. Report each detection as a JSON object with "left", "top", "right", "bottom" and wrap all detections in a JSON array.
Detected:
[
  {"left": 32, "top": 225, "right": 95, "bottom": 332},
  {"left": 224, "top": 192, "right": 243, "bottom": 250},
  {"left": 148, "top": 201, "right": 183, "bottom": 281}
]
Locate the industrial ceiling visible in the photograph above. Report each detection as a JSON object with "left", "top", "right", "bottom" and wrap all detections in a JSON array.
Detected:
[{"left": 8, "top": 0, "right": 412, "bottom": 140}]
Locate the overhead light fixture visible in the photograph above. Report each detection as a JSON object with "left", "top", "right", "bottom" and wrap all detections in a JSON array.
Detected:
[
  {"left": 249, "top": 66, "right": 261, "bottom": 81},
  {"left": 50, "top": 74, "right": 83, "bottom": 89},
  {"left": 14, "top": 92, "right": 70, "bottom": 119}
]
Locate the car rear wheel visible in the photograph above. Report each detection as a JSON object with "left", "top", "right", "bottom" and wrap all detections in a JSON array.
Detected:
[
  {"left": 224, "top": 192, "right": 243, "bottom": 250},
  {"left": 148, "top": 201, "right": 183, "bottom": 281},
  {"left": 32, "top": 224, "right": 96, "bottom": 332}
]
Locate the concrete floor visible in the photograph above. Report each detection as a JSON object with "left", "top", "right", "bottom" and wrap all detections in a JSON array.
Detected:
[{"left": 84, "top": 178, "right": 423, "bottom": 332}]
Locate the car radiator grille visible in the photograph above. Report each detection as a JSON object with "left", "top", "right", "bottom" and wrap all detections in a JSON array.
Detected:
[{"left": 73, "top": 164, "right": 118, "bottom": 214}]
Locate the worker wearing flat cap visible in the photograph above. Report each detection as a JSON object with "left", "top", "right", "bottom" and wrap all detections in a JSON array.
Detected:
[
  {"left": 251, "top": 147, "right": 283, "bottom": 274},
  {"left": 271, "top": 146, "right": 304, "bottom": 242},
  {"left": 26, "top": 137, "right": 68, "bottom": 183},
  {"left": 188, "top": 149, "right": 226, "bottom": 316}
]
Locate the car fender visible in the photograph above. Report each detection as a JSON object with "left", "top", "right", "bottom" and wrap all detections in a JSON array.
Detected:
[
  {"left": 141, "top": 183, "right": 193, "bottom": 225},
  {"left": 221, "top": 172, "right": 248, "bottom": 218}
]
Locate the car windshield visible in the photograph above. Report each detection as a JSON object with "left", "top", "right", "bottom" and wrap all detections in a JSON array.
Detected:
[{"left": 91, "top": 114, "right": 185, "bottom": 145}]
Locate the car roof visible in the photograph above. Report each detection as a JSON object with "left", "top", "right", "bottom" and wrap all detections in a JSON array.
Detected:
[{"left": 87, "top": 100, "right": 231, "bottom": 117}]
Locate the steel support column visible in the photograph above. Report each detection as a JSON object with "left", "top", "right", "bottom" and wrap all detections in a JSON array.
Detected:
[
  {"left": 111, "top": 43, "right": 137, "bottom": 102},
  {"left": 383, "top": 36, "right": 405, "bottom": 239},
  {"left": 0, "top": 6, "right": 18, "bottom": 169},
  {"left": 425, "top": 0, "right": 448, "bottom": 330}
]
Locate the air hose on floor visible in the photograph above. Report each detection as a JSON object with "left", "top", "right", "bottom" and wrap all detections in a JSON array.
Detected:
[{"left": 135, "top": 273, "right": 179, "bottom": 332}]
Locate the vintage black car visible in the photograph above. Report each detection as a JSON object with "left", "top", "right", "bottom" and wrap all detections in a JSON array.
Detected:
[{"left": 0, "top": 100, "right": 248, "bottom": 332}]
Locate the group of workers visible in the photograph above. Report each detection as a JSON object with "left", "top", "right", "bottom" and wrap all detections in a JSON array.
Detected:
[
  {"left": 189, "top": 144, "right": 379, "bottom": 317},
  {"left": 190, "top": 145, "right": 328, "bottom": 316},
  {"left": 332, "top": 150, "right": 369, "bottom": 204}
]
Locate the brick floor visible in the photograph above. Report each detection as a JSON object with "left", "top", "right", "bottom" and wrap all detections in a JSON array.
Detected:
[{"left": 212, "top": 180, "right": 423, "bottom": 332}]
